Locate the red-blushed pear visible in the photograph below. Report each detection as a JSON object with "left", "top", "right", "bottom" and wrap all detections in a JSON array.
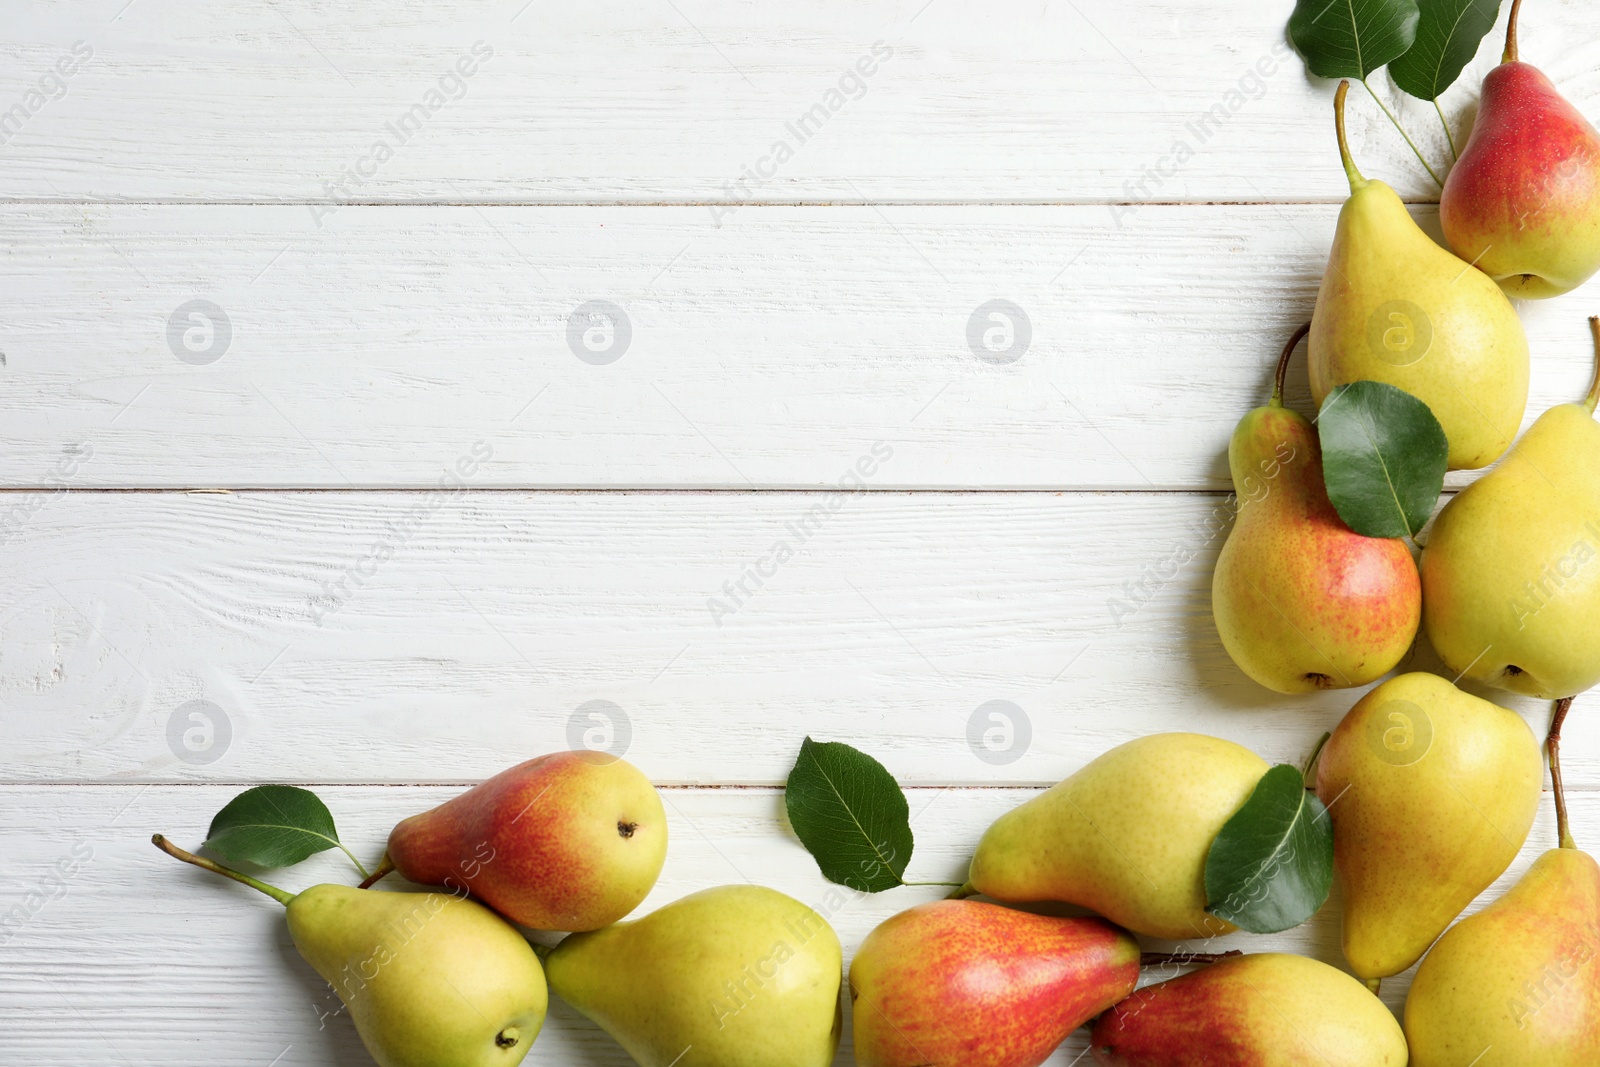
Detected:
[
  {"left": 1441, "top": 0, "right": 1600, "bottom": 299},
  {"left": 849, "top": 900, "right": 1139, "bottom": 1067},
  {"left": 1405, "top": 697, "right": 1600, "bottom": 1064},
  {"left": 370, "top": 751, "right": 667, "bottom": 931},
  {"left": 1089, "top": 954, "right": 1406, "bottom": 1066},
  {"left": 1212, "top": 324, "right": 1421, "bottom": 693}
]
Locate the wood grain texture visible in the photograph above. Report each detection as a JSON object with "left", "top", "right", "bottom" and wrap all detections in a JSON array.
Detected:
[
  {"left": 4, "top": 490, "right": 1594, "bottom": 787},
  {"left": 4, "top": 203, "right": 1598, "bottom": 489},
  {"left": 3, "top": 0, "right": 1596, "bottom": 203},
  {"left": 2, "top": 783, "right": 1592, "bottom": 1065}
]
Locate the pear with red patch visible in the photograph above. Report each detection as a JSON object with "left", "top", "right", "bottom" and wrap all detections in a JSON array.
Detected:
[
  {"left": 1441, "top": 0, "right": 1600, "bottom": 299},
  {"left": 850, "top": 900, "right": 1140, "bottom": 1067},
  {"left": 1089, "top": 953, "right": 1406, "bottom": 1066},
  {"left": 375, "top": 751, "right": 666, "bottom": 931},
  {"left": 1211, "top": 325, "right": 1421, "bottom": 693}
]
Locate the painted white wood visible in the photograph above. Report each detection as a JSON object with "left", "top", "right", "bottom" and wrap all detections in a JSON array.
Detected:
[
  {"left": 4, "top": 204, "right": 1598, "bottom": 490},
  {"left": 5, "top": 489, "right": 1594, "bottom": 787},
  {"left": 3, "top": 0, "right": 1596, "bottom": 204},
  {"left": 1, "top": 783, "right": 1592, "bottom": 1064}
]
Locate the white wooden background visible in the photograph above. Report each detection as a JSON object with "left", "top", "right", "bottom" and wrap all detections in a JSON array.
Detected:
[{"left": 4, "top": 1, "right": 1600, "bottom": 1064}]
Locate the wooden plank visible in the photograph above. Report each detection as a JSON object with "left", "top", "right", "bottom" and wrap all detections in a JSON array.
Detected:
[
  {"left": 1, "top": 783, "right": 1591, "bottom": 1064},
  {"left": 3, "top": 204, "right": 1597, "bottom": 489},
  {"left": 5, "top": 489, "right": 1592, "bottom": 786},
  {"left": 4, "top": 1, "right": 1595, "bottom": 203}
]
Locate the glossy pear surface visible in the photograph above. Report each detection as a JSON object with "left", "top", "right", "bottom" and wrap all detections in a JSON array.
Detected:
[
  {"left": 1309, "top": 177, "right": 1529, "bottom": 470},
  {"left": 969, "top": 733, "right": 1268, "bottom": 940},
  {"left": 1089, "top": 953, "right": 1406, "bottom": 1066},
  {"left": 545, "top": 884, "right": 842, "bottom": 1067},
  {"left": 850, "top": 901, "right": 1139, "bottom": 1067},
  {"left": 1406, "top": 847, "right": 1600, "bottom": 1065},
  {"left": 287, "top": 885, "right": 547, "bottom": 1067},
  {"left": 1422, "top": 400, "right": 1600, "bottom": 699},
  {"left": 1315, "top": 672, "right": 1542, "bottom": 979},
  {"left": 387, "top": 750, "right": 666, "bottom": 931},
  {"left": 1212, "top": 401, "right": 1420, "bottom": 693},
  {"left": 1443, "top": 63, "right": 1600, "bottom": 299}
]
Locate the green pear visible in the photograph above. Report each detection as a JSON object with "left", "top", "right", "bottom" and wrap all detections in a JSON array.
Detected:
[
  {"left": 153, "top": 835, "right": 546, "bottom": 1067},
  {"left": 1314, "top": 672, "right": 1543, "bottom": 979},
  {"left": 1089, "top": 953, "right": 1407, "bottom": 1065},
  {"left": 1405, "top": 696, "right": 1600, "bottom": 1064},
  {"left": 967, "top": 733, "right": 1269, "bottom": 940},
  {"left": 1309, "top": 81, "right": 1529, "bottom": 471},
  {"left": 1421, "top": 320, "right": 1600, "bottom": 700},
  {"left": 1213, "top": 324, "right": 1421, "bottom": 693},
  {"left": 545, "top": 884, "right": 841, "bottom": 1067}
]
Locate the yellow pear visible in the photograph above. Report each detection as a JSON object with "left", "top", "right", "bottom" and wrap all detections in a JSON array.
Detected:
[
  {"left": 968, "top": 733, "right": 1269, "bottom": 940},
  {"left": 1421, "top": 319, "right": 1600, "bottom": 699},
  {"left": 1314, "top": 673, "right": 1542, "bottom": 979},
  {"left": 1309, "top": 82, "right": 1529, "bottom": 470},
  {"left": 545, "top": 885, "right": 842, "bottom": 1067},
  {"left": 1213, "top": 325, "right": 1421, "bottom": 693}
]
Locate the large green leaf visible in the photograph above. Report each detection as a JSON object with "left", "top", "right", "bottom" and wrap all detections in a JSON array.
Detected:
[
  {"left": 204, "top": 785, "right": 346, "bottom": 869},
  {"left": 1289, "top": 0, "right": 1421, "bottom": 80},
  {"left": 1390, "top": 0, "right": 1501, "bottom": 100},
  {"left": 1318, "top": 379, "right": 1448, "bottom": 539},
  {"left": 784, "top": 737, "right": 913, "bottom": 892},
  {"left": 1205, "top": 765, "right": 1335, "bottom": 934}
]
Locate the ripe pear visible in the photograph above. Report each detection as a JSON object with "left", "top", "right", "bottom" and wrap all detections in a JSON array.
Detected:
[
  {"left": 967, "top": 733, "right": 1269, "bottom": 940},
  {"left": 850, "top": 900, "right": 1140, "bottom": 1067},
  {"left": 1309, "top": 82, "right": 1529, "bottom": 470},
  {"left": 545, "top": 884, "right": 842, "bottom": 1067},
  {"left": 153, "top": 835, "right": 546, "bottom": 1067},
  {"left": 1212, "top": 324, "right": 1421, "bottom": 693},
  {"left": 1089, "top": 953, "right": 1407, "bottom": 1065},
  {"left": 375, "top": 751, "right": 667, "bottom": 931},
  {"left": 1440, "top": 0, "right": 1600, "bottom": 299},
  {"left": 1421, "top": 321, "right": 1600, "bottom": 700},
  {"left": 1315, "top": 672, "right": 1542, "bottom": 979},
  {"left": 1405, "top": 695, "right": 1600, "bottom": 1063}
]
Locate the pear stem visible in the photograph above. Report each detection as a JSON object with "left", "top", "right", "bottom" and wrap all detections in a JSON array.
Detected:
[
  {"left": 1550, "top": 697, "right": 1576, "bottom": 850},
  {"left": 1504, "top": 0, "right": 1523, "bottom": 64},
  {"left": 1334, "top": 82, "right": 1367, "bottom": 191},
  {"left": 945, "top": 882, "right": 979, "bottom": 900},
  {"left": 1433, "top": 99, "right": 1458, "bottom": 162},
  {"left": 357, "top": 852, "right": 395, "bottom": 890},
  {"left": 151, "top": 833, "right": 295, "bottom": 906},
  {"left": 1272, "top": 323, "right": 1311, "bottom": 406},
  {"left": 1359, "top": 80, "right": 1445, "bottom": 189},
  {"left": 1140, "top": 950, "right": 1243, "bottom": 968},
  {"left": 1585, "top": 317, "right": 1600, "bottom": 415}
]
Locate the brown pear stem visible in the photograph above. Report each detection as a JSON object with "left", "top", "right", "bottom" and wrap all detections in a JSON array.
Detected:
[
  {"left": 1140, "top": 950, "right": 1243, "bottom": 968},
  {"left": 1550, "top": 697, "right": 1576, "bottom": 849},
  {"left": 1272, "top": 323, "right": 1312, "bottom": 406},
  {"left": 151, "top": 833, "right": 295, "bottom": 906},
  {"left": 1504, "top": 0, "right": 1524, "bottom": 63},
  {"left": 1585, "top": 317, "right": 1600, "bottom": 414},
  {"left": 1333, "top": 82, "right": 1367, "bottom": 191},
  {"left": 357, "top": 852, "right": 395, "bottom": 890}
]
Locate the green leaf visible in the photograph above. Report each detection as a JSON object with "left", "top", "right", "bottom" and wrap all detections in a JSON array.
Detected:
[
  {"left": 784, "top": 737, "right": 912, "bottom": 893},
  {"left": 1390, "top": 0, "right": 1501, "bottom": 100},
  {"left": 1289, "top": 0, "right": 1421, "bottom": 80},
  {"left": 1205, "top": 765, "right": 1334, "bottom": 934},
  {"left": 1318, "top": 379, "right": 1448, "bottom": 538},
  {"left": 205, "top": 785, "right": 347, "bottom": 869}
]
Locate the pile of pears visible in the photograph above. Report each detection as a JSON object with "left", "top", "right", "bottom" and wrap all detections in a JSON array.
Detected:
[{"left": 149, "top": 5, "right": 1600, "bottom": 1065}]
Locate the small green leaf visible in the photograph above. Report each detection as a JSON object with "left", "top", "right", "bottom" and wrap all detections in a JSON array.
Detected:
[
  {"left": 205, "top": 785, "right": 346, "bottom": 869},
  {"left": 1390, "top": 0, "right": 1501, "bottom": 100},
  {"left": 1318, "top": 380, "right": 1448, "bottom": 538},
  {"left": 1205, "top": 765, "right": 1334, "bottom": 934},
  {"left": 784, "top": 737, "right": 912, "bottom": 893},
  {"left": 1289, "top": 0, "right": 1421, "bottom": 80}
]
